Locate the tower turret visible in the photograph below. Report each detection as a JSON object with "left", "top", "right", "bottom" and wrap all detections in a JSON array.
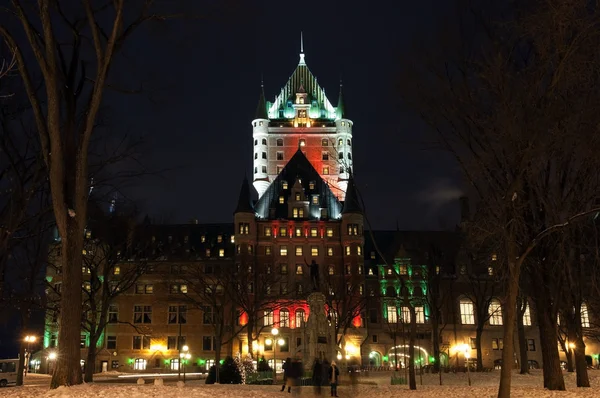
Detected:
[{"left": 252, "top": 81, "right": 270, "bottom": 198}]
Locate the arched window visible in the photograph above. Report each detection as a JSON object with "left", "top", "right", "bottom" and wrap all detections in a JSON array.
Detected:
[
  {"left": 347, "top": 139, "right": 351, "bottom": 146},
  {"left": 522, "top": 302, "right": 532, "bottom": 326},
  {"left": 338, "top": 152, "right": 343, "bottom": 160},
  {"left": 295, "top": 309, "right": 306, "bottom": 327},
  {"left": 134, "top": 358, "right": 147, "bottom": 370},
  {"left": 280, "top": 309, "right": 290, "bottom": 327},
  {"left": 347, "top": 153, "right": 352, "bottom": 160},
  {"left": 459, "top": 298, "right": 475, "bottom": 324},
  {"left": 262, "top": 138, "right": 267, "bottom": 145},
  {"left": 276, "top": 138, "right": 283, "bottom": 146},
  {"left": 338, "top": 138, "right": 343, "bottom": 146},
  {"left": 581, "top": 303, "right": 590, "bottom": 327},
  {"left": 489, "top": 299, "right": 503, "bottom": 325}
]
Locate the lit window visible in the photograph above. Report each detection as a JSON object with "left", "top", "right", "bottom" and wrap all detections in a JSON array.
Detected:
[
  {"left": 265, "top": 246, "right": 272, "bottom": 255},
  {"left": 345, "top": 246, "right": 351, "bottom": 256},
  {"left": 206, "top": 249, "right": 211, "bottom": 257},
  {"left": 279, "top": 196, "right": 285, "bottom": 204},
  {"left": 230, "top": 236, "right": 235, "bottom": 243},
  {"left": 312, "top": 196, "right": 319, "bottom": 205},
  {"left": 460, "top": 299, "right": 475, "bottom": 325},
  {"left": 219, "top": 249, "right": 225, "bottom": 257},
  {"left": 370, "top": 252, "right": 376, "bottom": 260},
  {"left": 338, "top": 138, "right": 343, "bottom": 146},
  {"left": 114, "top": 266, "right": 120, "bottom": 275},
  {"left": 217, "top": 235, "right": 222, "bottom": 243},
  {"left": 328, "top": 266, "right": 334, "bottom": 275},
  {"left": 265, "top": 227, "right": 272, "bottom": 237},
  {"left": 201, "top": 235, "right": 206, "bottom": 243},
  {"left": 401, "top": 307, "right": 411, "bottom": 323},
  {"left": 295, "top": 227, "right": 302, "bottom": 237},
  {"left": 346, "top": 265, "right": 351, "bottom": 275},
  {"left": 522, "top": 303, "right": 532, "bottom": 326},
  {"left": 415, "top": 306, "right": 425, "bottom": 324},
  {"left": 259, "top": 121, "right": 263, "bottom": 126},
  {"left": 248, "top": 245, "right": 253, "bottom": 254},
  {"left": 311, "top": 247, "right": 319, "bottom": 256},
  {"left": 293, "top": 208, "right": 299, "bottom": 218},
  {"left": 280, "top": 227, "right": 287, "bottom": 237},
  {"left": 282, "top": 181, "right": 288, "bottom": 189},
  {"left": 489, "top": 299, "right": 503, "bottom": 325},
  {"left": 295, "top": 246, "right": 303, "bottom": 256},
  {"left": 321, "top": 138, "right": 328, "bottom": 146},
  {"left": 435, "top": 266, "right": 440, "bottom": 275},
  {"left": 295, "top": 193, "right": 301, "bottom": 201},
  {"left": 488, "top": 266, "right": 494, "bottom": 276},
  {"left": 581, "top": 303, "right": 590, "bottom": 327},
  {"left": 491, "top": 253, "right": 497, "bottom": 261},
  {"left": 387, "top": 306, "right": 397, "bottom": 323},
  {"left": 280, "top": 246, "right": 288, "bottom": 256},
  {"left": 327, "top": 247, "right": 333, "bottom": 256},
  {"left": 357, "top": 246, "right": 362, "bottom": 256},
  {"left": 326, "top": 228, "right": 333, "bottom": 237},
  {"left": 296, "top": 264, "right": 303, "bottom": 275},
  {"left": 280, "top": 309, "right": 290, "bottom": 327},
  {"left": 295, "top": 309, "right": 306, "bottom": 326},
  {"left": 280, "top": 264, "right": 288, "bottom": 274},
  {"left": 264, "top": 311, "right": 274, "bottom": 326},
  {"left": 309, "top": 181, "right": 315, "bottom": 189},
  {"left": 399, "top": 265, "right": 407, "bottom": 275},
  {"left": 310, "top": 228, "right": 318, "bottom": 237},
  {"left": 299, "top": 139, "right": 306, "bottom": 147},
  {"left": 323, "top": 167, "right": 329, "bottom": 175}
]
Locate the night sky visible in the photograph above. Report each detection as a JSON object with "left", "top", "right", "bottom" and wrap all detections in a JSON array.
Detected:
[{"left": 103, "top": 0, "right": 460, "bottom": 229}]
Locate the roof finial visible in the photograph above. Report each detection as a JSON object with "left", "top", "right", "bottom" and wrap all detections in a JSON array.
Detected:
[{"left": 299, "top": 31, "right": 306, "bottom": 65}]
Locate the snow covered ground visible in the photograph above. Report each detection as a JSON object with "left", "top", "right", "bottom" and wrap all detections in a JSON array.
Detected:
[{"left": 10, "top": 369, "right": 600, "bottom": 397}]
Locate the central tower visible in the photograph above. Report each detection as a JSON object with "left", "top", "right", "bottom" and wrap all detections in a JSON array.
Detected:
[{"left": 252, "top": 35, "right": 353, "bottom": 200}]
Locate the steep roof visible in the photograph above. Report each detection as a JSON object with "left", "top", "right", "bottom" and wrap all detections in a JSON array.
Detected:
[
  {"left": 254, "top": 148, "right": 342, "bottom": 220},
  {"left": 342, "top": 174, "right": 361, "bottom": 214},
  {"left": 254, "top": 85, "right": 268, "bottom": 120},
  {"left": 336, "top": 83, "right": 345, "bottom": 119},
  {"left": 234, "top": 177, "right": 254, "bottom": 214}
]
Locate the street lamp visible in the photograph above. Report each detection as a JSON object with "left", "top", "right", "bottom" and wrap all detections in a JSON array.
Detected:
[
  {"left": 267, "top": 328, "right": 284, "bottom": 382},
  {"left": 47, "top": 351, "right": 57, "bottom": 374},
  {"left": 23, "top": 336, "right": 36, "bottom": 376},
  {"left": 463, "top": 347, "right": 471, "bottom": 387},
  {"left": 180, "top": 345, "right": 190, "bottom": 383}
]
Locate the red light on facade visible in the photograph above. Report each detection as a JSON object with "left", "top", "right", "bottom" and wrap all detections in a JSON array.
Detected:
[
  {"left": 352, "top": 314, "right": 362, "bottom": 328},
  {"left": 239, "top": 311, "right": 248, "bottom": 326}
]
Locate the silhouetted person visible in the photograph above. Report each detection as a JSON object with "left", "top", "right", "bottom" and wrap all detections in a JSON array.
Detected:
[
  {"left": 312, "top": 359, "right": 323, "bottom": 395},
  {"left": 328, "top": 361, "right": 340, "bottom": 397},
  {"left": 281, "top": 357, "right": 292, "bottom": 392},
  {"left": 304, "top": 258, "right": 320, "bottom": 290}
]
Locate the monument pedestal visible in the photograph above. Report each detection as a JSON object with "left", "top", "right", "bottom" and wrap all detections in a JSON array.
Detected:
[{"left": 306, "top": 292, "right": 335, "bottom": 365}]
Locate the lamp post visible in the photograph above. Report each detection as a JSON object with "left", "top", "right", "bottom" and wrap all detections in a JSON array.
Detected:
[
  {"left": 180, "top": 345, "right": 189, "bottom": 383},
  {"left": 24, "top": 336, "right": 36, "bottom": 376},
  {"left": 266, "top": 328, "right": 284, "bottom": 382},
  {"left": 464, "top": 347, "right": 471, "bottom": 387}
]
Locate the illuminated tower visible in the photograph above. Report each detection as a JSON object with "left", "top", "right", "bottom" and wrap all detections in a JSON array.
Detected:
[{"left": 252, "top": 34, "right": 353, "bottom": 200}]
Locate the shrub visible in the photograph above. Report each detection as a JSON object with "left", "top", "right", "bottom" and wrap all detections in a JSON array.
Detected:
[{"left": 205, "top": 357, "right": 242, "bottom": 384}]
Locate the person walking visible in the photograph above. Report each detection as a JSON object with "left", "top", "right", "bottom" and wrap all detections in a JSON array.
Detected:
[
  {"left": 312, "top": 359, "right": 323, "bottom": 395},
  {"left": 328, "top": 361, "right": 340, "bottom": 397},
  {"left": 281, "top": 357, "right": 292, "bottom": 392}
]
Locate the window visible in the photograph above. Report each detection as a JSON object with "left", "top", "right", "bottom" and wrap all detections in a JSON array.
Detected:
[
  {"left": 107, "top": 336, "right": 117, "bottom": 350},
  {"left": 523, "top": 303, "right": 532, "bottom": 326},
  {"left": 264, "top": 227, "right": 272, "bottom": 237},
  {"left": 134, "top": 358, "right": 147, "bottom": 370},
  {"left": 348, "top": 153, "right": 352, "bottom": 160},
  {"left": 262, "top": 138, "right": 267, "bottom": 145},
  {"left": 326, "top": 228, "right": 333, "bottom": 237},
  {"left": 489, "top": 299, "right": 503, "bottom": 325},
  {"left": 170, "top": 284, "right": 188, "bottom": 294},
  {"left": 323, "top": 167, "right": 329, "bottom": 175},
  {"left": 254, "top": 153, "right": 258, "bottom": 160},
  {"left": 277, "top": 139, "right": 283, "bottom": 146},
  {"left": 295, "top": 246, "right": 303, "bottom": 256},
  {"left": 80, "top": 335, "right": 87, "bottom": 348},
  {"left": 203, "top": 336, "right": 214, "bottom": 351},
  {"left": 347, "top": 139, "right": 351, "bottom": 146},
  {"left": 277, "top": 152, "right": 284, "bottom": 160},
  {"left": 261, "top": 166, "right": 267, "bottom": 173},
  {"left": 295, "top": 192, "right": 301, "bottom": 201},
  {"left": 327, "top": 247, "right": 333, "bottom": 256},
  {"left": 347, "top": 224, "right": 359, "bottom": 236},
  {"left": 295, "top": 310, "right": 306, "bottom": 326},
  {"left": 340, "top": 166, "right": 345, "bottom": 174},
  {"left": 254, "top": 139, "right": 257, "bottom": 145},
  {"left": 328, "top": 265, "right": 334, "bottom": 275},
  {"left": 309, "top": 181, "right": 315, "bottom": 190},
  {"left": 49, "top": 333, "right": 57, "bottom": 348},
  {"left": 311, "top": 195, "right": 319, "bottom": 205},
  {"left": 219, "top": 248, "right": 225, "bottom": 257},
  {"left": 299, "top": 139, "right": 306, "bottom": 147},
  {"left": 527, "top": 339, "right": 536, "bottom": 351},
  {"left": 280, "top": 227, "right": 287, "bottom": 237},
  {"left": 322, "top": 152, "right": 329, "bottom": 160},
  {"left": 203, "top": 306, "right": 213, "bottom": 324},
  {"left": 277, "top": 166, "right": 283, "bottom": 174},
  {"left": 282, "top": 181, "right": 288, "bottom": 189},
  {"left": 338, "top": 152, "right": 343, "bottom": 160},
  {"left": 401, "top": 307, "right": 411, "bottom": 323},
  {"left": 201, "top": 235, "right": 206, "bottom": 243},
  {"left": 346, "top": 265, "right": 352, "bottom": 275},
  {"left": 114, "top": 266, "right": 120, "bottom": 275},
  {"left": 265, "top": 246, "right": 272, "bottom": 255},
  {"left": 399, "top": 265, "right": 407, "bottom": 275},
  {"left": 292, "top": 208, "right": 304, "bottom": 218},
  {"left": 296, "top": 264, "right": 303, "bottom": 275},
  {"left": 415, "top": 306, "right": 425, "bottom": 324},
  {"left": 281, "top": 284, "right": 288, "bottom": 295},
  {"left": 459, "top": 265, "right": 466, "bottom": 275},
  {"left": 280, "top": 309, "right": 290, "bottom": 327},
  {"left": 168, "top": 305, "right": 187, "bottom": 324},
  {"left": 488, "top": 266, "right": 494, "bottom": 276},
  {"left": 262, "top": 152, "right": 267, "bottom": 159},
  {"left": 581, "top": 303, "right": 590, "bottom": 327},
  {"left": 322, "top": 138, "right": 328, "bottom": 146},
  {"left": 460, "top": 299, "right": 475, "bottom": 325},
  {"left": 108, "top": 305, "right": 118, "bottom": 323},
  {"left": 134, "top": 305, "right": 152, "bottom": 324},
  {"left": 280, "top": 246, "right": 288, "bottom": 256},
  {"left": 311, "top": 247, "right": 319, "bottom": 256},
  {"left": 387, "top": 305, "right": 398, "bottom": 323},
  {"left": 217, "top": 235, "right": 223, "bottom": 243},
  {"left": 295, "top": 227, "right": 302, "bottom": 237},
  {"left": 492, "top": 338, "right": 503, "bottom": 350},
  {"left": 280, "top": 264, "right": 288, "bottom": 274},
  {"left": 132, "top": 336, "right": 150, "bottom": 350},
  {"left": 239, "top": 223, "right": 250, "bottom": 235},
  {"left": 345, "top": 246, "right": 351, "bottom": 256},
  {"left": 470, "top": 338, "right": 477, "bottom": 349},
  {"left": 338, "top": 138, "right": 343, "bottom": 146},
  {"left": 310, "top": 227, "right": 318, "bottom": 237},
  {"left": 357, "top": 246, "right": 362, "bottom": 256},
  {"left": 264, "top": 310, "right": 274, "bottom": 326}
]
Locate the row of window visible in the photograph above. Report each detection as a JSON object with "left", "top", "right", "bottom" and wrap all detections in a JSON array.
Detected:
[
  {"left": 270, "top": 245, "right": 362, "bottom": 257},
  {"left": 254, "top": 151, "right": 353, "bottom": 162},
  {"left": 133, "top": 283, "right": 188, "bottom": 295},
  {"left": 255, "top": 165, "right": 348, "bottom": 176},
  {"left": 264, "top": 263, "right": 364, "bottom": 276},
  {"left": 253, "top": 138, "right": 352, "bottom": 147}
]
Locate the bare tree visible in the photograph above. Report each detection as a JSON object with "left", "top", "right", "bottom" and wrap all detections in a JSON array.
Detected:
[{"left": 398, "top": 1, "right": 600, "bottom": 395}]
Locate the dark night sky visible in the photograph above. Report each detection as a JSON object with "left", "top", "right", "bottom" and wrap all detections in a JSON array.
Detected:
[{"left": 106, "top": 0, "right": 462, "bottom": 229}]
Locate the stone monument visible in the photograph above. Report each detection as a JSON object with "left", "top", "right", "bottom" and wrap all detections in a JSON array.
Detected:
[{"left": 306, "top": 291, "right": 335, "bottom": 365}]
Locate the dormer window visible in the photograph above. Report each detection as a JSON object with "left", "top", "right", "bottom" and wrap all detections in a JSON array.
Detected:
[
  {"left": 299, "top": 139, "right": 306, "bottom": 147},
  {"left": 298, "top": 110, "right": 306, "bottom": 117},
  {"left": 299, "top": 97, "right": 304, "bottom": 104},
  {"left": 309, "top": 181, "right": 315, "bottom": 190},
  {"left": 312, "top": 195, "right": 319, "bottom": 205},
  {"left": 323, "top": 167, "right": 329, "bottom": 175},
  {"left": 282, "top": 181, "right": 288, "bottom": 189},
  {"left": 259, "top": 121, "right": 263, "bottom": 126},
  {"left": 279, "top": 196, "right": 285, "bottom": 204},
  {"left": 322, "top": 139, "right": 328, "bottom": 146}
]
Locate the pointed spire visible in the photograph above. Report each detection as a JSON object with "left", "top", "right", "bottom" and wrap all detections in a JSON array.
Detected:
[
  {"left": 342, "top": 174, "right": 362, "bottom": 214},
  {"left": 299, "top": 31, "right": 306, "bottom": 65},
  {"left": 336, "top": 80, "right": 345, "bottom": 119},
  {"left": 254, "top": 79, "right": 268, "bottom": 120},
  {"left": 234, "top": 176, "right": 254, "bottom": 214}
]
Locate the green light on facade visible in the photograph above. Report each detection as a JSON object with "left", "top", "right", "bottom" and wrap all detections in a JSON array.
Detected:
[
  {"left": 165, "top": 359, "right": 170, "bottom": 365},
  {"left": 198, "top": 359, "right": 206, "bottom": 365},
  {"left": 429, "top": 356, "right": 435, "bottom": 363},
  {"left": 96, "top": 330, "right": 105, "bottom": 348},
  {"left": 45, "top": 276, "right": 53, "bottom": 283},
  {"left": 219, "top": 359, "right": 224, "bottom": 365},
  {"left": 383, "top": 356, "right": 388, "bottom": 362},
  {"left": 128, "top": 358, "right": 134, "bottom": 364}
]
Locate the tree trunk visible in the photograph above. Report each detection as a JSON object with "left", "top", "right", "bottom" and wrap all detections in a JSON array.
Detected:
[
  {"left": 537, "top": 308, "right": 565, "bottom": 389},
  {"left": 215, "top": 339, "right": 222, "bottom": 384},
  {"left": 431, "top": 316, "right": 441, "bottom": 373},
  {"left": 51, "top": 226, "right": 84, "bottom": 388},
  {"left": 16, "top": 341, "right": 26, "bottom": 386},
  {"left": 475, "top": 327, "right": 483, "bottom": 371},
  {"left": 84, "top": 335, "right": 99, "bottom": 383},
  {"left": 516, "top": 302, "right": 529, "bottom": 374},
  {"left": 408, "top": 311, "right": 417, "bottom": 390},
  {"left": 497, "top": 251, "right": 520, "bottom": 398},
  {"left": 574, "top": 336, "right": 589, "bottom": 387}
]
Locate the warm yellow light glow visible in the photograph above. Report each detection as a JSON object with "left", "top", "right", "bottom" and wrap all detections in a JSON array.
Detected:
[
  {"left": 182, "top": 345, "right": 189, "bottom": 352},
  {"left": 569, "top": 343, "right": 576, "bottom": 349},
  {"left": 450, "top": 344, "right": 471, "bottom": 356},
  {"left": 272, "top": 328, "right": 279, "bottom": 336},
  {"left": 252, "top": 341, "right": 259, "bottom": 351},
  {"left": 278, "top": 338, "right": 285, "bottom": 346},
  {"left": 48, "top": 352, "right": 57, "bottom": 360},
  {"left": 150, "top": 344, "right": 167, "bottom": 352},
  {"left": 337, "top": 353, "right": 342, "bottom": 360},
  {"left": 345, "top": 343, "right": 358, "bottom": 356},
  {"left": 185, "top": 353, "right": 191, "bottom": 359},
  {"left": 265, "top": 338, "right": 273, "bottom": 346},
  {"left": 24, "top": 336, "right": 36, "bottom": 343}
]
